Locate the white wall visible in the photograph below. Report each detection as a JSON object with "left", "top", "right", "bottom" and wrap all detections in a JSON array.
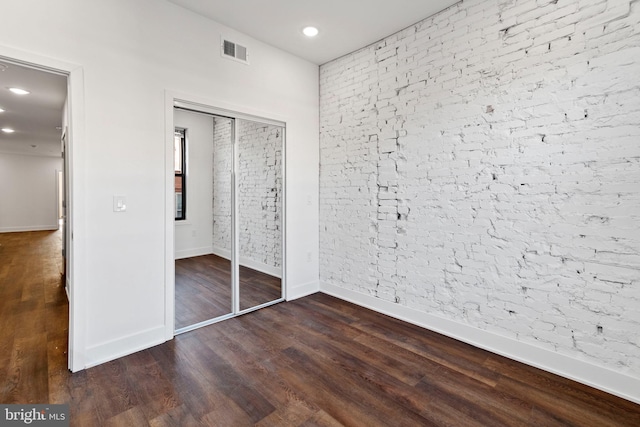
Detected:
[
  {"left": 0, "top": 0, "right": 319, "bottom": 368},
  {"left": 320, "top": 0, "right": 640, "bottom": 403},
  {"left": 174, "top": 109, "right": 214, "bottom": 259},
  {"left": 0, "top": 152, "right": 62, "bottom": 232}
]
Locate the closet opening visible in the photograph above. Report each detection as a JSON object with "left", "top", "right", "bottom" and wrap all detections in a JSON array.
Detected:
[{"left": 170, "top": 102, "right": 285, "bottom": 335}]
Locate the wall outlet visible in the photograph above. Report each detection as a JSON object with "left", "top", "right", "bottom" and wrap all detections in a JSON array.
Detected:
[{"left": 307, "top": 251, "right": 312, "bottom": 262}]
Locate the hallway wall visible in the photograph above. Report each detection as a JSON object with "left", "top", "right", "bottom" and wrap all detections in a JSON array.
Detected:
[{"left": 0, "top": 152, "right": 62, "bottom": 232}]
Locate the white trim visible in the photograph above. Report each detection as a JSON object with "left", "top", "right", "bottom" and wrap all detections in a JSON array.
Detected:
[
  {"left": 67, "top": 64, "right": 86, "bottom": 372},
  {"left": 211, "top": 245, "right": 232, "bottom": 260},
  {"left": 320, "top": 282, "right": 640, "bottom": 405},
  {"left": 239, "top": 256, "right": 281, "bottom": 278},
  {"left": 211, "top": 246, "right": 282, "bottom": 278},
  {"left": 169, "top": 90, "right": 288, "bottom": 126},
  {"left": 164, "top": 91, "right": 176, "bottom": 340},
  {"left": 174, "top": 102, "right": 284, "bottom": 128},
  {"left": 0, "top": 225, "right": 59, "bottom": 233},
  {"left": 175, "top": 246, "right": 213, "bottom": 260},
  {"left": 85, "top": 326, "right": 167, "bottom": 369},
  {"left": 0, "top": 45, "right": 86, "bottom": 372},
  {"left": 232, "top": 118, "right": 240, "bottom": 314},
  {"left": 288, "top": 281, "right": 320, "bottom": 301}
]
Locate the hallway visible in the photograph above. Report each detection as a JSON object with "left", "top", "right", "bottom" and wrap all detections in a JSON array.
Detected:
[{"left": 0, "top": 230, "right": 68, "bottom": 403}]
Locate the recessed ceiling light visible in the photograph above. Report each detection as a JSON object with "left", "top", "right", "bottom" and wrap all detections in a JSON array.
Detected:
[
  {"left": 2, "top": 128, "right": 15, "bottom": 133},
  {"left": 0, "top": 108, "right": 4, "bottom": 113},
  {"left": 303, "top": 26, "right": 319, "bottom": 37},
  {"left": 9, "top": 87, "right": 30, "bottom": 95}
]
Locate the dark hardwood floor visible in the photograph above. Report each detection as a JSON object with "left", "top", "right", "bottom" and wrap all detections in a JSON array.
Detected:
[
  {"left": 0, "top": 230, "right": 67, "bottom": 405},
  {"left": 2, "top": 230, "right": 640, "bottom": 426},
  {"left": 175, "top": 254, "right": 282, "bottom": 329},
  {"left": 175, "top": 255, "right": 233, "bottom": 328}
]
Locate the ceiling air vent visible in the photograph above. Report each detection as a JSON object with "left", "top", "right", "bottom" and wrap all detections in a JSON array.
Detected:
[{"left": 221, "top": 39, "right": 249, "bottom": 64}]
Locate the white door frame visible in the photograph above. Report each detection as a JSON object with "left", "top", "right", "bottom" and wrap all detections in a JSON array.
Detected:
[
  {"left": 164, "top": 91, "right": 288, "bottom": 339},
  {"left": 0, "top": 46, "right": 87, "bottom": 372}
]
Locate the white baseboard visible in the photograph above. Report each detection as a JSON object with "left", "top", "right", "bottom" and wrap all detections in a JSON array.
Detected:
[
  {"left": 0, "top": 225, "right": 59, "bottom": 233},
  {"left": 320, "top": 282, "right": 640, "bottom": 405},
  {"left": 175, "top": 246, "right": 213, "bottom": 260},
  {"left": 84, "top": 326, "right": 167, "bottom": 369},
  {"left": 287, "top": 280, "right": 319, "bottom": 301},
  {"left": 211, "top": 246, "right": 231, "bottom": 260},
  {"left": 211, "top": 246, "right": 282, "bottom": 278},
  {"left": 239, "top": 256, "right": 281, "bottom": 278}
]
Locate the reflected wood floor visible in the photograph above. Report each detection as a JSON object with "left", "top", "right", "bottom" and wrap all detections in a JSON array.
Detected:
[
  {"left": 175, "top": 254, "right": 282, "bottom": 329},
  {"left": 2, "top": 231, "right": 640, "bottom": 426}
]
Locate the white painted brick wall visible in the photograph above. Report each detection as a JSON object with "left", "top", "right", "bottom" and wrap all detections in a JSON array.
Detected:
[
  {"left": 212, "top": 118, "right": 282, "bottom": 270},
  {"left": 237, "top": 120, "right": 283, "bottom": 269},
  {"left": 212, "top": 117, "right": 233, "bottom": 251},
  {"left": 320, "top": 0, "right": 640, "bottom": 376}
]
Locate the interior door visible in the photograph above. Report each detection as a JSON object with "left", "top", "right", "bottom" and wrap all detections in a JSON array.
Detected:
[{"left": 61, "top": 130, "right": 67, "bottom": 281}]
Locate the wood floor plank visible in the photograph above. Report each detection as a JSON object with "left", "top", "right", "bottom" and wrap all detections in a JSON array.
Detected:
[
  {"left": 2, "top": 230, "right": 640, "bottom": 426},
  {"left": 4, "top": 333, "right": 49, "bottom": 404},
  {"left": 203, "top": 325, "right": 318, "bottom": 416},
  {"left": 103, "top": 406, "right": 150, "bottom": 427},
  {"left": 299, "top": 410, "right": 345, "bottom": 427},
  {"left": 120, "top": 351, "right": 182, "bottom": 422},
  {"left": 148, "top": 404, "right": 203, "bottom": 427},
  {"left": 273, "top": 301, "right": 433, "bottom": 386},
  {"left": 267, "top": 305, "right": 491, "bottom": 427},
  {"left": 352, "top": 316, "right": 501, "bottom": 387},
  {"left": 496, "top": 375, "right": 640, "bottom": 427},
  {"left": 416, "top": 364, "right": 533, "bottom": 427},
  {"left": 485, "top": 354, "right": 640, "bottom": 422},
  {"left": 86, "top": 359, "right": 141, "bottom": 423},
  {"left": 175, "top": 254, "right": 281, "bottom": 329}
]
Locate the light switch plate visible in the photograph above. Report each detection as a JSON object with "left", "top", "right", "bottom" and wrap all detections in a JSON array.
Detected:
[{"left": 113, "top": 196, "right": 127, "bottom": 212}]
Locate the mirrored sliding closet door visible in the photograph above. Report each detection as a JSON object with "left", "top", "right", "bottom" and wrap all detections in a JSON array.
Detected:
[
  {"left": 236, "top": 119, "right": 283, "bottom": 311},
  {"left": 173, "top": 105, "right": 285, "bottom": 334}
]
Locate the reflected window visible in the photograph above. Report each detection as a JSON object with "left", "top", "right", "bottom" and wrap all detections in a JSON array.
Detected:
[{"left": 175, "top": 128, "right": 186, "bottom": 220}]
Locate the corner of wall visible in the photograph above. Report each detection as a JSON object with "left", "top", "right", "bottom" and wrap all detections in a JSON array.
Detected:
[{"left": 287, "top": 280, "right": 320, "bottom": 301}]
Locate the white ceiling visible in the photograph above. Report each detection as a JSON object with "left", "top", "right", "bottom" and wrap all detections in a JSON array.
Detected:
[
  {"left": 0, "top": 60, "right": 66, "bottom": 157},
  {"left": 0, "top": 1, "right": 459, "bottom": 158},
  {"left": 167, "top": 0, "right": 461, "bottom": 65}
]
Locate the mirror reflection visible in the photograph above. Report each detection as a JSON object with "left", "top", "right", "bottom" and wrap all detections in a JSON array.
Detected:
[
  {"left": 174, "top": 108, "right": 284, "bottom": 333},
  {"left": 237, "top": 119, "right": 283, "bottom": 310},
  {"left": 174, "top": 111, "right": 233, "bottom": 330}
]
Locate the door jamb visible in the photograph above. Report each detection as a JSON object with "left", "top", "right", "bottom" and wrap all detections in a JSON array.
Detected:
[{"left": 0, "top": 46, "right": 86, "bottom": 372}]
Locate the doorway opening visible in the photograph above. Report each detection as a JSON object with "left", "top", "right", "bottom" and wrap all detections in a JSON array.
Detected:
[
  {"left": 0, "top": 56, "right": 75, "bottom": 368},
  {"left": 170, "top": 101, "right": 286, "bottom": 335}
]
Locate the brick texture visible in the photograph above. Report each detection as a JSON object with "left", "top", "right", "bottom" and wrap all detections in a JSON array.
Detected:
[
  {"left": 320, "top": 0, "right": 640, "bottom": 376},
  {"left": 237, "top": 120, "right": 283, "bottom": 269},
  {"left": 212, "top": 118, "right": 282, "bottom": 270},
  {"left": 212, "top": 117, "right": 233, "bottom": 252}
]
